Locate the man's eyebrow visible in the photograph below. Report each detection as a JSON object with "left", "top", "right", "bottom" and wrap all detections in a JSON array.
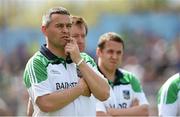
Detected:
[{"left": 55, "top": 23, "right": 72, "bottom": 26}]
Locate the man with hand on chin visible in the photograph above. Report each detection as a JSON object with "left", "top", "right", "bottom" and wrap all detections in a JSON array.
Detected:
[{"left": 24, "top": 7, "right": 109, "bottom": 116}]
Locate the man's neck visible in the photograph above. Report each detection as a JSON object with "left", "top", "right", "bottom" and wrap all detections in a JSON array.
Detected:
[
  {"left": 98, "top": 65, "right": 116, "bottom": 81},
  {"left": 46, "top": 44, "right": 66, "bottom": 59}
]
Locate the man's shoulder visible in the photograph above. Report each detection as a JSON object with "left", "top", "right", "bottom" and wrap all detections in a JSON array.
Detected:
[
  {"left": 161, "top": 73, "right": 180, "bottom": 92},
  {"left": 167, "top": 73, "right": 180, "bottom": 84},
  {"left": 23, "top": 51, "right": 49, "bottom": 88},
  {"left": 80, "top": 52, "right": 93, "bottom": 59},
  {"left": 25, "top": 51, "right": 49, "bottom": 67},
  {"left": 158, "top": 73, "right": 180, "bottom": 104},
  {"left": 80, "top": 52, "right": 93, "bottom": 62},
  {"left": 118, "top": 68, "right": 137, "bottom": 79},
  {"left": 118, "top": 68, "right": 142, "bottom": 92},
  {"left": 80, "top": 52, "right": 96, "bottom": 66}
]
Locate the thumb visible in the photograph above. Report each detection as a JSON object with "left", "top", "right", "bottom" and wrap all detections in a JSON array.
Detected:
[{"left": 70, "top": 37, "right": 77, "bottom": 44}]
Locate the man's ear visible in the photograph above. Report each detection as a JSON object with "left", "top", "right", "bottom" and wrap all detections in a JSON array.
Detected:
[{"left": 41, "top": 26, "right": 47, "bottom": 35}]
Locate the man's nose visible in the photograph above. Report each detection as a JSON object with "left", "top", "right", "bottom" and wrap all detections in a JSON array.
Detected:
[
  {"left": 78, "top": 36, "right": 85, "bottom": 43},
  {"left": 112, "top": 53, "right": 118, "bottom": 59},
  {"left": 62, "top": 26, "right": 69, "bottom": 33}
]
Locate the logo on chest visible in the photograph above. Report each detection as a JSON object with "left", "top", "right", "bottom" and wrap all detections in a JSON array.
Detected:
[
  {"left": 122, "top": 90, "right": 130, "bottom": 100},
  {"left": 50, "top": 69, "right": 61, "bottom": 75},
  {"left": 56, "top": 82, "right": 77, "bottom": 90}
]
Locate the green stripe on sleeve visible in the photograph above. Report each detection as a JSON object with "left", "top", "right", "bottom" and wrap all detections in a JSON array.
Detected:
[
  {"left": 157, "top": 73, "right": 180, "bottom": 104},
  {"left": 23, "top": 52, "right": 48, "bottom": 88}
]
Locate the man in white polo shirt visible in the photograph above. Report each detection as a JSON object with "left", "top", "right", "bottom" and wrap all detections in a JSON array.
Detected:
[
  {"left": 96, "top": 32, "right": 149, "bottom": 116},
  {"left": 23, "top": 7, "right": 109, "bottom": 116}
]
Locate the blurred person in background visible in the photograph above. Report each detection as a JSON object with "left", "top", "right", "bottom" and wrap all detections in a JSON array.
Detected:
[
  {"left": 123, "top": 55, "right": 145, "bottom": 81},
  {"left": 0, "top": 97, "right": 12, "bottom": 116},
  {"left": 70, "top": 15, "right": 88, "bottom": 52},
  {"left": 23, "top": 7, "right": 109, "bottom": 116},
  {"left": 96, "top": 32, "right": 149, "bottom": 116},
  {"left": 157, "top": 73, "right": 180, "bottom": 116}
]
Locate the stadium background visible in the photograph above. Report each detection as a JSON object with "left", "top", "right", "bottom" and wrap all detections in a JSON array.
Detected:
[{"left": 0, "top": 0, "right": 180, "bottom": 115}]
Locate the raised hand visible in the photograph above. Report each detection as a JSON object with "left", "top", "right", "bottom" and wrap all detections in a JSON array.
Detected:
[{"left": 65, "top": 37, "right": 82, "bottom": 64}]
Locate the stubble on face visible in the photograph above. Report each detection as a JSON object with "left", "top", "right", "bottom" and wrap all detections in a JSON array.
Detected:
[
  {"left": 47, "top": 14, "right": 71, "bottom": 49},
  {"left": 45, "top": 14, "right": 72, "bottom": 57}
]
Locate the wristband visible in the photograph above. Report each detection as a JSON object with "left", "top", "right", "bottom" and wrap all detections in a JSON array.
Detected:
[{"left": 76, "top": 58, "right": 84, "bottom": 66}]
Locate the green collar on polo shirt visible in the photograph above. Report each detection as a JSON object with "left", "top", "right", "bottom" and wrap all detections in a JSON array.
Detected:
[
  {"left": 40, "top": 44, "right": 73, "bottom": 66},
  {"left": 97, "top": 66, "right": 127, "bottom": 88}
]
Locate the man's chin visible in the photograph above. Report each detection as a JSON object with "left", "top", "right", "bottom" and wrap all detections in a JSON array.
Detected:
[{"left": 108, "top": 64, "right": 117, "bottom": 70}]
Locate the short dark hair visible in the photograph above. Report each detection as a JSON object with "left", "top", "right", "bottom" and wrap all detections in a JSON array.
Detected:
[
  {"left": 71, "top": 16, "right": 88, "bottom": 35},
  {"left": 42, "top": 7, "right": 70, "bottom": 27},
  {"left": 98, "top": 32, "right": 124, "bottom": 50}
]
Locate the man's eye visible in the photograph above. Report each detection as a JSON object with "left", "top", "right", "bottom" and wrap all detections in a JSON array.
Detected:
[
  {"left": 56, "top": 24, "right": 63, "bottom": 28},
  {"left": 107, "top": 50, "right": 113, "bottom": 54},
  {"left": 117, "top": 51, "right": 122, "bottom": 55},
  {"left": 67, "top": 24, "right": 72, "bottom": 28},
  {"left": 72, "top": 35, "right": 78, "bottom": 38}
]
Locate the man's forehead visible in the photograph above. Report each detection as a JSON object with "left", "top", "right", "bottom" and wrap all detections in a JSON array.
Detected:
[
  {"left": 72, "top": 24, "right": 85, "bottom": 30},
  {"left": 51, "top": 14, "right": 71, "bottom": 21},
  {"left": 106, "top": 40, "right": 123, "bottom": 46},
  {"left": 104, "top": 41, "right": 123, "bottom": 49}
]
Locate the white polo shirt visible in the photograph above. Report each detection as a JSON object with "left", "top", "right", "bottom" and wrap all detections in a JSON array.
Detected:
[
  {"left": 96, "top": 68, "right": 148, "bottom": 112},
  {"left": 23, "top": 45, "right": 104, "bottom": 116},
  {"left": 157, "top": 73, "right": 180, "bottom": 116}
]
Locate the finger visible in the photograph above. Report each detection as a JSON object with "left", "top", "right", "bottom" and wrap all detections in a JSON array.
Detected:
[
  {"left": 64, "top": 45, "right": 71, "bottom": 55},
  {"left": 69, "top": 37, "right": 77, "bottom": 44},
  {"left": 72, "top": 37, "right": 77, "bottom": 43},
  {"left": 68, "top": 37, "right": 73, "bottom": 43},
  {"left": 64, "top": 49, "right": 69, "bottom": 56}
]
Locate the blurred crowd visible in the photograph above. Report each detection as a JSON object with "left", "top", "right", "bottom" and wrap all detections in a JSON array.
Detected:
[
  {"left": 122, "top": 30, "right": 180, "bottom": 115},
  {"left": 0, "top": 43, "right": 31, "bottom": 115}
]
